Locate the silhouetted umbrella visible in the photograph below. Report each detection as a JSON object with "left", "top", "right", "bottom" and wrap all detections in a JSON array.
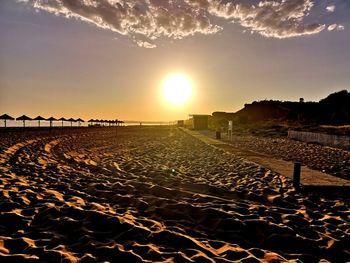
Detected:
[
  {"left": 88, "top": 119, "right": 95, "bottom": 127},
  {"left": 16, "top": 115, "right": 32, "bottom": 128},
  {"left": 0, "top": 114, "right": 15, "bottom": 128},
  {"left": 67, "top": 118, "right": 76, "bottom": 127},
  {"left": 47, "top": 117, "right": 57, "bottom": 128},
  {"left": 77, "top": 118, "right": 84, "bottom": 127},
  {"left": 94, "top": 119, "right": 101, "bottom": 126},
  {"left": 58, "top": 117, "right": 67, "bottom": 127},
  {"left": 33, "top": 116, "right": 46, "bottom": 128}
]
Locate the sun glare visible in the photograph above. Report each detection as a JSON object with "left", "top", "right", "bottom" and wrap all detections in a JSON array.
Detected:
[{"left": 162, "top": 74, "right": 192, "bottom": 106}]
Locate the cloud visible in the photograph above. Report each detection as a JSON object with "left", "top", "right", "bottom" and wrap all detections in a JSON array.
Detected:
[
  {"left": 21, "top": 0, "right": 221, "bottom": 43},
  {"left": 328, "top": 23, "right": 345, "bottom": 31},
  {"left": 20, "top": 0, "right": 338, "bottom": 47},
  {"left": 326, "top": 5, "right": 336, "bottom": 12},
  {"left": 328, "top": 24, "right": 337, "bottom": 31},
  {"left": 337, "top": 25, "right": 345, "bottom": 31},
  {"left": 136, "top": 40, "right": 156, "bottom": 49},
  {"left": 198, "top": 0, "right": 326, "bottom": 38}
]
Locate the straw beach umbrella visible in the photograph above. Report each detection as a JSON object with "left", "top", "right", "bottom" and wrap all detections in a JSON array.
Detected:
[
  {"left": 59, "top": 117, "right": 67, "bottom": 127},
  {"left": 0, "top": 114, "right": 15, "bottom": 128},
  {"left": 47, "top": 117, "right": 57, "bottom": 128},
  {"left": 91, "top": 119, "right": 99, "bottom": 126},
  {"left": 67, "top": 118, "right": 76, "bottom": 127},
  {"left": 77, "top": 118, "right": 84, "bottom": 127},
  {"left": 16, "top": 115, "right": 32, "bottom": 128},
  {"left": 33, "top": 116, "right": 46, "bottom": 128}
]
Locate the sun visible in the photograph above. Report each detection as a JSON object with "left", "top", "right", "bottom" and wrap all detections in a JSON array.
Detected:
[{"left": 162, "top": 74, "right": 192, "bottom": 106}]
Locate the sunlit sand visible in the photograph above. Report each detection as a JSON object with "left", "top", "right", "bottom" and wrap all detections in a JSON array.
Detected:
[
  {"left": 0, "top": 126, "right": 349, "bottom": 262},
  {"left": 2, "top": 0, "right": 350, "bottom": 262}
]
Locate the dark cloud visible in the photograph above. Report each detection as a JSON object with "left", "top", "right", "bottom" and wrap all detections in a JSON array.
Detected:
[{"left": 20, "top": 0, "right": 342, "bottom": 47}]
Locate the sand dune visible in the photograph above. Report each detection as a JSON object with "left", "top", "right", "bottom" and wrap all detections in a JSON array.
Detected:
[{"left": 0, "top": 127, "right": 349, "bottom": 262}]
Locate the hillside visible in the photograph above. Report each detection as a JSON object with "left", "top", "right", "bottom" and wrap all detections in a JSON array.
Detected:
[{"left": 213, "top": 90, "right": 350, "bottom": 125}]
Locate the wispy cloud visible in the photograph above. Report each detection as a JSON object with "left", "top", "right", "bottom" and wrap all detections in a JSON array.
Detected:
[
  {"left": 328, "top": 24, "right": 337, "bottom": 31},
  {"left": 326, "top": 5, "right": 336, "bottom": 12},
  {"left": 328, "top": 23, "right": 344, "bottom": 31},
  {"left": 20, "top": 0, "right": 340, "bottom": 47},
  {"left": 201, "top": 0, "right": 326, "bottom": 38},
  {"left": 136, "top": 40, "right": 157, "bottom": 49}
]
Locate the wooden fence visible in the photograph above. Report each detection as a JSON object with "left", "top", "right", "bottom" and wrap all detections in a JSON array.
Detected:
[{"left": 288, "top": 130, "right": 350, "bottom": 150}]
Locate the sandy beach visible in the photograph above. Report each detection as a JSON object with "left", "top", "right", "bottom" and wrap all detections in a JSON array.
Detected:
[
  {"left": 0, "top": 126, "right": 349, "bottom": 262},
  {"left": 222, "top": 134, "right": 350, "bottom": 181}
]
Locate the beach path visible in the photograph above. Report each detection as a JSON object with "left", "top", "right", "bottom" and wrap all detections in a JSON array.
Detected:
[{"left": 181, "top": 128, "right": 350, "bottom": 187}]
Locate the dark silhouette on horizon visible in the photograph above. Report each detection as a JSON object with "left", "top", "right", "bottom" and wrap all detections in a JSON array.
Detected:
[
  {"left": 16, "top": 115, "right": 33, "bottom": 128},
  {"left": 59, "top": 117, "right": 67, "bottom": 127},
  {"left": 0, "top": 114, "right": 15, "bottom": 128},
  {"left": 0, "top": 115, "right": 124, "bottom": 129},
  {"left": 33, "top": 116, "right": 46, "bottom": 127},
  {"left": 213, "top": 90, "right": 350, "bottom": 125},
  {"left": 47, "top": 117, "right": 58, "bottom": 128}
]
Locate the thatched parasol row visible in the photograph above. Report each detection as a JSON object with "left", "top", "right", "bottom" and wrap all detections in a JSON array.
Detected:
[
  {"left": 88, "top": 119, "right": 124, "bottom": 125},
  {"left": 0, "top": 114, "right": 123, "bottom": 128},
  {"left": 0, "top": 114, "right": 86, "bottom": 128}
]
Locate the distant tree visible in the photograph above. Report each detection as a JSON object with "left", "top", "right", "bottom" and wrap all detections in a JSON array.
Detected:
[{"left": 299, "top": 98, "right": 304, "bottom": 103}]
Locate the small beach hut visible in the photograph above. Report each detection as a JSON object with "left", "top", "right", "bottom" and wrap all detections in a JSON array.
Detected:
[
  {"left": 0, "top": 114, "right": 15, "bottom": 128},
  {"left": 58, "top": 117, "right": 67, "bottom": 127},
  {"left": 189, "top": 114, "right": 210, "bottom": 130},
  {"left": 16, "top": 115, "right": 33, "bottom": 128},
  {"left": 34, "top": 116, "right": 46, "bottom": 127},
  {"left": 47, "top": 117, "right": 57, "bottom": 128}
]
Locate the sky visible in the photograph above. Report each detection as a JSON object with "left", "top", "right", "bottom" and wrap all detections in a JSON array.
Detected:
[{"left": 0, "top": 0, "right": 350, "bottom": 122}]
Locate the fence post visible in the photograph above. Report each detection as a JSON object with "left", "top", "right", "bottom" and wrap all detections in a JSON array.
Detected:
[{"left": 293, "top": 162, "right": 301, "bottom": 189}]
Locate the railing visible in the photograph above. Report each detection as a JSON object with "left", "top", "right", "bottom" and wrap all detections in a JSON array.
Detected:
[{"left": 288, "top": 130, "right": 350, "bottom": 150}]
